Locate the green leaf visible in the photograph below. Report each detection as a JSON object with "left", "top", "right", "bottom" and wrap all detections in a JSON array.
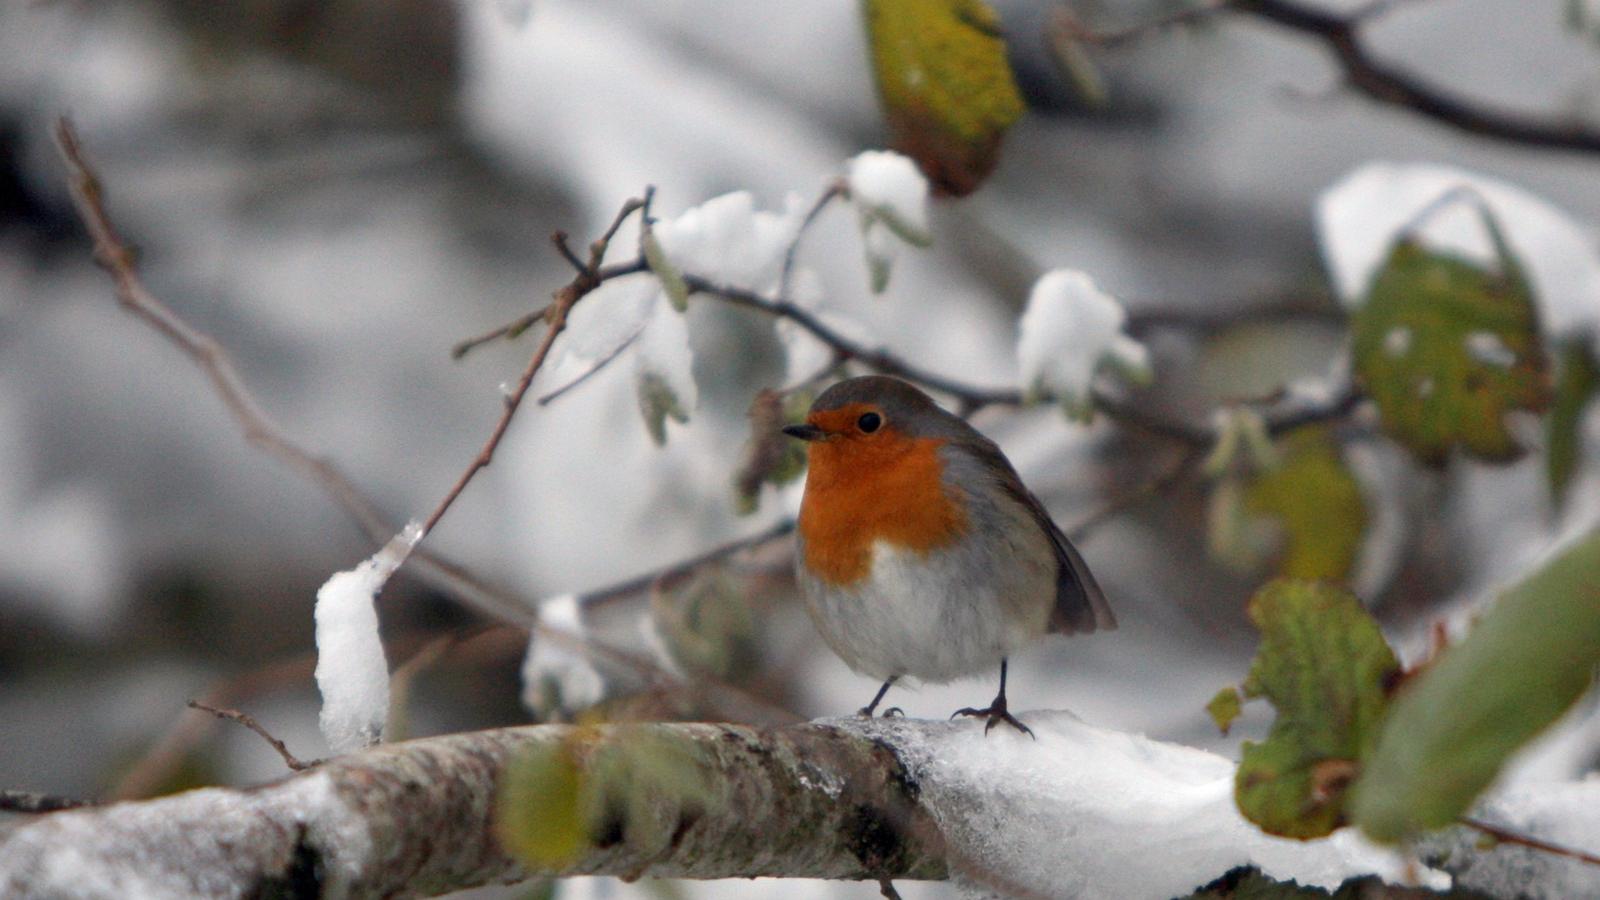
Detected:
[
  {"left": 1349, "top": 233, "right": 1552, "bottom": 466},
  {"left": 1546, "top": 339, "right": 1599, "bottom": 510},
  {"left": 497, "top": 738, "right": 587, "bottom": 868},
  {"left": 497, "top": 728, "right": 725, "bottom": 872},
  {"left": 861, "top": 0, "right": 1025, "bottom": 196},
  {"left": 642, "top": 227, "right": 690, "bottom": 313},
  {"left": 1351, "top": 530, "right": 1600, "bottom": 843},
  {"left": 1243, "top": 428, "right": 1368, "bottom": 583},
  {"left": 650, "top": 567, "right": 764, "bottom": 680},
  {"left": 637, "top": 372, "right": 690, "bottom": 446},
  {"left": 1234, "top": 580, "right": 1400, "bottom": 839},
  {"left": 1207, "top": 686, "right": 1243, "bottom": 736}
]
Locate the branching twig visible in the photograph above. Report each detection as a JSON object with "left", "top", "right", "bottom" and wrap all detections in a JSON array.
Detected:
[
  {"left": 450, "top": 304, "right": 550, "bottom": 360},
  {"left": 419, "top": 193, "right": 648, "bottom": 537},
  {"left": 187, "top": 701, "right": 316, "bottom": 772}
]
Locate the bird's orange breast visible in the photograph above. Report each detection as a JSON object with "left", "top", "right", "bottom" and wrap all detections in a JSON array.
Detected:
[{"left": 796, "top": 430, "right": 967, "bottom": 586}]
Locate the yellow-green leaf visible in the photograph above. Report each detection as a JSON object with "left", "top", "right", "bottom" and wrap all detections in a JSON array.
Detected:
[
  {"left": 643, "top": 227, "right": 690, "bottom": 313},
  {"left": 1350, "top": 229, "right": 1551, "bottom": 466},
  {"left": 1352, "top": 530, "right": 1600, "bottom": 843},
  {"left": 497, "top": 738, "right": 587, "bottom": 868},
  {"left": 1244, "top": 428, "right": 1368, "bottom": 583},
  {"left": 637, "top": 372, "right": 689, "bottom": 446},
  {"left": 861, "top": 0, "right": 1025, "bottom": 196},
  {"left": 1546, "top": 339, "right": 1599, "bottom": 510},
  {"left": 650, "top": 567, "right": 765, "bottom": 680},
  {"left": 1207, "top": 686, "right": 1243, "bottom": 736},
  {"left": 1234, "top": 580, "right": 1399, "bottom": 839}
]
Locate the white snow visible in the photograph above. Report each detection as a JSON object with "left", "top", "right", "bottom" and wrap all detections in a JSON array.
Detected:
[
  {"left": 847, "top": 150, "right": 931, "bottom": 245},
  {"left": 1423, "top": 780, "right": 1600, "bottom": 900},
  {"left": 839, "top": 713, "right": 1431, "bottom": 899},
  {"left": 1465, "top": 330, "right": 1517, "bottom": 368},
  {"left": 314, "top": 521, "right": 422, "bottom": 754},
  {"left": 1017, "top": 269, "right": 1152, "bottom": 419},
  {"left": 521, "top": 594, "right": 605, "bottom": 717},
  {"left": 1316, "top": 162, "right": 1600, "bottom": 344},
  {"left": 846, "top": 151, "right": 932, "bottom": 294}
]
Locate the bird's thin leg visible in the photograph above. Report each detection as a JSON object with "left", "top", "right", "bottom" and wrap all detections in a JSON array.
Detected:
[
  {"left": 951, "top": 659, "right": 1034, "bottom": 738},
  {"left": 858, "top": 676, "right": 898, "bottom": 718}
]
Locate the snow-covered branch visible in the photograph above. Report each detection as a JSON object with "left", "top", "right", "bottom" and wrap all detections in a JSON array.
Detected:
[{"left": 7, "top": 714, "right": 1569, "bottom": 898}]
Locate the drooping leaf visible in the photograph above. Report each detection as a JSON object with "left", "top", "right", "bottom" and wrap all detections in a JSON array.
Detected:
[
  {"left": 637, "top": 371, "right": 689, "bottom": 446},
  {"left": 1351, "top": 530, "right": 1600, "bottom": 844},
  {"left": 1349, "top": 227, "right": 1551, "bottom": 466},
  {"left": 1546, "top": 339, "right": 1599, "bottom": 510},
  {"left": 649, "top": 567, "right": 765, "bottom": 680},
  {"left": 642, "top": 226, "right": 690, "bottom": 313},
  {"left": 1233, "top": 580, "right": 1400, "bottom": 839},
  {"left": 861, "top": 0, "right": 1025, "bottom": 196},
  {"left": 1207, "top": 686, "right": 1243, "bottom": 736},
  {"left": 1243, "top": 428, "right": 1368, "bottom": 583},
  {"left": 731, "top": 389, "right": 809, "bottom": 515}
]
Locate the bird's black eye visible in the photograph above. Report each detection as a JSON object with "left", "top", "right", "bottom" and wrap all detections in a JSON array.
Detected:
[{"left": 857, "top": 412, "right": 882, "bottom": 433}]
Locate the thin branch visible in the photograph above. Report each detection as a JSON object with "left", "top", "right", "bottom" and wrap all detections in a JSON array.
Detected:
[
  {"left": 0, "top": 791, "right": 95, "bottom": 814},
  {"left": 781, "top": 178, "right": 847, "bottom": 301},
  {"left": 1238, "top": 0, "right": 1600, "bottom": 155},
  {"left": 1065, "top": 446, "right": 1206, "bottom": 541},
  {"left": 186, "top": 701, "right": 316, "bottom": 772},
  {"left": 577, "top": 519, "right": 796, "bottom": 611},
  {"left": 451, "top": 304, "right": 550, "bottom": 360},
  {"left": 536, "top": 325, "right": 644, "bottom": 405},
  {"left": 419, "top": 194, "right": 648, "bottom": 537},
  {"left": 1460, "top": 816, "right": 1600, "bottom": 869}
]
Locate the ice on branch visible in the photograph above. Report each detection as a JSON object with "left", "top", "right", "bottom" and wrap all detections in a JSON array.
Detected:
[
  {"left": 1317, "top": 162, "right": 1600, "bottom": 341},
  {"left": 521, "top": 594, "right": 604, "bottom": 719},
  {"left": 847, "top": 150, "right": 932, "bottom": 293},
  {"left": 550, "top": 191, "right": 808, "bottom": 443},
  {"left": 314, "top": 521, "right": 422, "bottom": 754},
  {"left": 847, "top": 713, "right": 1428, "bottom": 899},
  {"left": 1017, "top": 269, "right": 1152, "bottom": 420}
]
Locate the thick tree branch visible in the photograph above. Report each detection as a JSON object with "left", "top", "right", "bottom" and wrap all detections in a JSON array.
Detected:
[{"left": 0, "top": 723, "right": 946, "bottom": 897}]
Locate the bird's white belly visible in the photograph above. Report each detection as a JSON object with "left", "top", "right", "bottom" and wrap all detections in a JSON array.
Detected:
[{"left": 800, "top": 539, "right": 1051, "bottom": 683}]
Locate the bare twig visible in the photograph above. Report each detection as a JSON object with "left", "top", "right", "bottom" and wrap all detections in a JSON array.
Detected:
[
  {"left": 0, "top": 791, "right": 95, "bottom": 814},
  {"left": 187, "top": 701, "right": 316, "bottom": 772},
  {"left": 1065, "top": 446, "right": 1206, "bottom": 541},
  {"left": 577, "top": 519, "right": 796, "bottom": 611},
  {"left": 451, "top": 304, "right": 550, "bottom": 360},
  {"left": 781, "top": 178, "right": 847, "bottom": 301},
  {"left": 536, "top": 323, "right": 644, "bottom": 405},
  {"left": 420, "top": 194, "right": 648, "bottom": 537},
  {"left": 1461, "top": 816, "right": 1600, "bottom": 868}
]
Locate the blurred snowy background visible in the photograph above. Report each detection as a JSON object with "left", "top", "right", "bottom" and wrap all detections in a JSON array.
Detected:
[{"left": 3, "top": 0, "right": 1600, "bottom": 896}]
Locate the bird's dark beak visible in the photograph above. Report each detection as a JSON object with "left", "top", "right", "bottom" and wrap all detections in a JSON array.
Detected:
[{"left": 782, "top": 423, "right": 825, "bottom": 442}]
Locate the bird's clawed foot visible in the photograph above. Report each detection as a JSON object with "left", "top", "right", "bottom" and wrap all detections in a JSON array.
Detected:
[{"left": 951, "top": 697, "right": 1034, "bottom": 738}]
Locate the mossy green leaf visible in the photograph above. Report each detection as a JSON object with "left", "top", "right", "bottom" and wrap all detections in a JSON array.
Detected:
[
  {"left": 731, "top": 389, "right": 809, "bottom": 515},
  {"left": 1546, "top": 339, "right": 1599, "bottom": 510},
  {"left": 1234, "top": 580, "right": 1400, "bottom": 839},
  {"left": 1244, "top": 428, "right": 1368, "bottom": 583},
  {"left": 637, "top": 371, "right": 689, "bottom": 446},
  {"left": 1350, "top": 234, "right": 1551, "bottom": 466},
  {"left": 861, "top": 0, "right": 1025, "bottom": 196},
  {"left": 1352, "top": 530, "right": 1600, "bottom": 843},
  {"left": 650, "top": 568, "right": 763, "bottom": 680}
]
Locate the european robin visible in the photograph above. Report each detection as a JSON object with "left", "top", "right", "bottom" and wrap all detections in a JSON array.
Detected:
[{"left": 783, "top": 375, "right": 1115, "bottom": 736}]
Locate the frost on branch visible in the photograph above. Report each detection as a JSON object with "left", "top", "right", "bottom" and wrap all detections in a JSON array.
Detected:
[
  {"left": 521, "top": 594, "right": 604, "bottom": 719},
  {"left": 314, "top": 521, "right": 422, "bottom": 754},
  {"left": 847, "top": 150, "right": 932, "bottom": 293},
  {"left": 1017, "top": 269, "right": 1151, "bottom": 421}
]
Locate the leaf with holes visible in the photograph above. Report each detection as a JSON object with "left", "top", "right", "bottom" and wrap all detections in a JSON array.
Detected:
[
  {"left": 1349, "top": 225, "right": 1551, "bottom": 466},
  {"left": 861, "top": 0, "right": 1025, "bottom": 196},
  {"left": 1352, "top": 530, "right": 1600, "bottom": 843},
  {"left": 1234, "top": 580, "right": 1400, "bottom": 839},
  {"left": 1546, "top": 339, "right": 1599, "bottom": 510},
  {"left": 1244, "top": 428, "right": 1368, "bottom": 583}
]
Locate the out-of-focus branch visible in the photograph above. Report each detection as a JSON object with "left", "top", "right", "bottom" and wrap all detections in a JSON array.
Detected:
[
  {"left": 1239, "top": 0, "right": 1600, "bottom": 155},
  {"left": 0, "top": 792, "right": 94, "bottom": 814}
]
